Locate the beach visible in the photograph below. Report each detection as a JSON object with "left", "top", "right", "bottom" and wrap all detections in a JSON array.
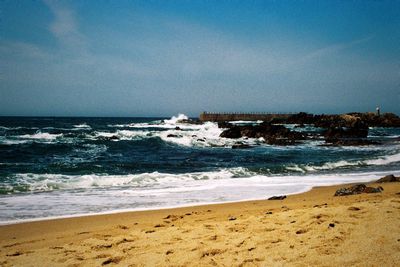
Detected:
[{"left": 1, "top": 181, "right": 399, "bottom": 266}]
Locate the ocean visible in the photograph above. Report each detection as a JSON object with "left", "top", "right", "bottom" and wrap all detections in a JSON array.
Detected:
[{"left": 1, "top": 114, "right": 399, "bottom": 224}]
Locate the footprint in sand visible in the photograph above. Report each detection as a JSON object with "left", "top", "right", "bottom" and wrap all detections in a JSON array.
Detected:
[
  {"left": 201, "top": 248, "right": 224, "bottom": 258},
  {"left": 348, "top": 206, "right": 361, "bottom": 211},
  {"left": 163, "top": 215, "right": 180, "bottom": 221},
  {"left": 102, "top": 256, "right": 123, "bottom": 265},
  {"left": 296, "top": 229, "right": 308, "bottom": 234},
  {"left": 6, "top": 251, "right": 22, "bottom": 257},
  {"left": 91, "top": 244, "right": 113, "bottom": 250},
  {"left": 210, "top": 235, "right": 218, "bottom": 240},
  {"left": 115, "top": 238, "right": 134, "bottom": 245}
]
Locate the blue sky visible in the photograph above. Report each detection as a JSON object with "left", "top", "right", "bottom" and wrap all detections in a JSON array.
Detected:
[{"left": 1, "top": 0, "right": 399, "bottom": 116}]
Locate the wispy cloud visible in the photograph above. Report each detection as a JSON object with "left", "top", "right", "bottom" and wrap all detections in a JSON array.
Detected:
[
  {"left": 300, "top": 35, "right": 374, "bottom": 63},
  {"left": 43, "top": 0, "right": 87, "bottom": 54}
]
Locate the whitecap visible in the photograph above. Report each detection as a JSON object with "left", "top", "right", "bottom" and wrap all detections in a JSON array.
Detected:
[
  {"left": 18, "top": 132, "right": 62, "bottom": 140},
  {"left": 73, "top": 123, "right": 91, "bottom": 129},
  {"left": 164, "top": 113, "right": 188, "bottom": 124}
]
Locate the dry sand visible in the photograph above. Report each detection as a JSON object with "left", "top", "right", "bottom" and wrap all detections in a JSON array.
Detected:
[{"left": 1, "top": 182, "right": 399, "bottom": 266}]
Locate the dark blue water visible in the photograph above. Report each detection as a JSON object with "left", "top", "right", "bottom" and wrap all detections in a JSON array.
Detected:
[{"left": 1, "top": 115, "right": 399, "bottom": 223}]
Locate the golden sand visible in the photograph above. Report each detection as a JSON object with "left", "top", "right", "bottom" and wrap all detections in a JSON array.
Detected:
[{"left": 1, "top": 182, "right": 399, "bottom": 266}]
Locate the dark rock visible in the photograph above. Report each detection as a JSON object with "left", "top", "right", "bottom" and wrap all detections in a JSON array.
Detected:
[
  {"left": 276, "top": 112, "right": 400, "bottom": 128},
  {"left": 376, "top": 174, "right": 400, "bottom": 183},
  {"left": 268, "top": 195, "right": 287, "bottom": 200},
  {"left": 218, "top": 121, "right": 233, "bottom": 129},
  {"left": 167, "top": 134, "right": 182, "bottom": 138},
  {"left": 324, "top": 125, "right": 368, "bottom": 140},
  {"left": 329, "top": 223, "right": 335, "bottom": 228},
  {"left": 219, "top": 126, "right": 242, "bottom": 138},
  {"left": 228, "top": 216, "right": 237, "bottom": 221},
  {"left": 364, "top": 186, "right": 384, "bottom": 193},
  {"left": 334, "top": 184, "right": 383, "bottom": 196},
  {"left": 287, "top": 112, "right": 315, "bottom": 124},
  {"left": 219, "top": 122, "right": 305, "bottom": 145},
  {"left": 354, "top": 112, "right": 400, "bottom": 127},
  {"left": 175, "top": 126, "right": 181, "bottom": 130}
]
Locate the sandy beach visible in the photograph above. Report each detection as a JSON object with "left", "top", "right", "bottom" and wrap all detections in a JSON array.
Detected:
[{"left": 0, "top": 181, "right": 399, "bottom": 266}]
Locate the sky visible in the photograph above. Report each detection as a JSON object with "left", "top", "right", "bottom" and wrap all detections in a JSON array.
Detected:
[{"left": 1, "top": 0, "right": 399, "bottom": 117}]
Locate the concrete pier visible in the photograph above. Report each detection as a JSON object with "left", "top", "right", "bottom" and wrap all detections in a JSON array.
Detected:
[{"left": 199, "top": 112, "right": 293, "bottom": 122}]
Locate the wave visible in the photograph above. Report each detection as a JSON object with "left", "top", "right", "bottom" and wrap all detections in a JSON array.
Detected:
[
  {"left": 18, "top": 132, "right": 63, "bottom": 140},
  {"left": 108, "top": 114, "right": 201, "bottom": 131},
  {"left": 365, "top": 152, "right": 400, "bottom": 165},
  {"left": 163, "top": 113, "right": 188, "bottom": 124},
  {"left": 0, "top": 139, "right": 30, "bottom": 145},
  {"left": 285, "top": 150, "right": 400, "bottom": 173},
  {"left": 73, "top": 123, "right": 91, "bottom": 129},
  {"left": 1, "top": 167, "right": 251, "bottom": 194}
]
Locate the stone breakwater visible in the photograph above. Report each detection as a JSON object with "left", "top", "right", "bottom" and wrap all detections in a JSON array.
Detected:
[{"left": 199, "top": 112, "right": 292, "bottom": 122}]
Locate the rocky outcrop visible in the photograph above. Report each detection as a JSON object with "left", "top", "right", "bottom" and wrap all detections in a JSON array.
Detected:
[
  {"left": 376, "top": 174, "right": 400, "bottom": 183},
  {"left": 322, "top": 116, "right": 370, "bottom": 145},
  {"left": 214, "top": 111, "right": 400, "bottom": 147},
  {"left": 334, "top": 184, "right": 383, "bottom": 196},
  {"left": 350, "top": 112, "right": 400, "bottom": 127},
  {"left": 284, "top": 112, "right": 400, "bottom": 128},
  {"left": 286, "top": 112, "right": 316, "bottom": 125},
  {"left": 220, "top": 122, "right": 305, "bottom": 145}
]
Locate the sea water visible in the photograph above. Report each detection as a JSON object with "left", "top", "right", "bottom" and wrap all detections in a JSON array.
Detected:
[{"left": 1, "top": 114, "right": 399, "bottom": 224}]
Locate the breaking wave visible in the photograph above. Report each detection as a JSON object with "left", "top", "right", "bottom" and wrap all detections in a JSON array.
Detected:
[
  {"left": 285, "top": 150, "right": 400, "bottom": 173},
  {"left": 1, "top": 167, "right": 253, "bottom": 194}
]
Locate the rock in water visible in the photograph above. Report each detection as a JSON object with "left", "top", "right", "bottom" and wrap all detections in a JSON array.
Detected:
[{"left": 219, "top": 122, "right": 305, "bottom": 145}]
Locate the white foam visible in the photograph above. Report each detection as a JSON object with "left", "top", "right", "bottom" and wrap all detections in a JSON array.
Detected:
[
  {"left": 6, "top": 167, "right": 251, "bottom": 193},
  {"left": 2, "top": 169, "right": 399, "bottom": 224},
  {"left": 19, "top": 132, "right": 62, "bottom": 140},
  {"left": 284, "top": 150, "right": 400, "bottom": 173},
  {"left": 93, "top": 121, "right": 239, "bottom": 148},
  {"left": 0, "top": 139, "right": 30, "bottom": 145},
  {"left": 164, "top": 113, "right": 189, "bottom": 124},
  {"left": 365, "top": 152, "right": 400, "bottom": 165},
  {"left": 73, "top": 123, "right": 91, "bottom": 129}
]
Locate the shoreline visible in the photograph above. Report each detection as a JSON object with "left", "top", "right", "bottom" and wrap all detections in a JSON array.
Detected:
[
  {"left": 3, "top": 170, "right": 399, "bottom": 226},
  {"left": 1, "top": 180, "right": 399, "bottom": 266},
  {"left": 0, "top": 173, "right": 388, "bottom": 226}
]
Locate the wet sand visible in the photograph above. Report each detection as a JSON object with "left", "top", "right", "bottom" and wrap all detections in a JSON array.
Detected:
[{"left": 1, "top": 182, "right": 399, "bottom": 266}]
